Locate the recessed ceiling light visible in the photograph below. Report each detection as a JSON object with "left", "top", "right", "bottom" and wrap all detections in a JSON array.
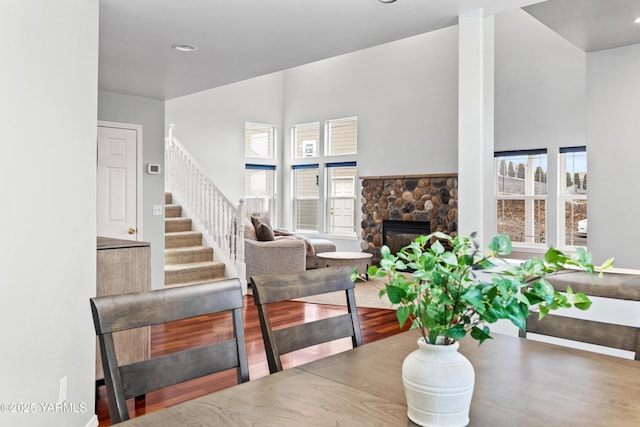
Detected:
[
  {"left": 172, "top": 44, "right": 198, "bottom": 52},
  {"left": 379, "top": 0, "right": 397, "bottom": 3},
  {"left": 634, "top": 17, "right": 640, "bottom": 24}
]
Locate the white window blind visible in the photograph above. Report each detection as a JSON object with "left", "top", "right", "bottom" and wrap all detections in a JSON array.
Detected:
[{"left": 326, "top": 117, "right": 357, "bottom": 156}]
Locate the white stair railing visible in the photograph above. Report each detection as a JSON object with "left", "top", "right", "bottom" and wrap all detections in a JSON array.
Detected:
[{"left": 165, "top": 124, "right": 246, "bottom": 289}]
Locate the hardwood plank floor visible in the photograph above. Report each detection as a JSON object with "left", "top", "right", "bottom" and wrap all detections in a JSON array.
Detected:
[{"left": 97, "top": 295, "right": 406, "bottom": 426}]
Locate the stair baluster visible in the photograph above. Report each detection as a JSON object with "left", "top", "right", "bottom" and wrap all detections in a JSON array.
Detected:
[{"left": 165, "top": 124, "right": 246, "bottom": 290}]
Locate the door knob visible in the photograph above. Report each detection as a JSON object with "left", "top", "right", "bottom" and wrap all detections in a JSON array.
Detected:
[{"left": 128, "top": 228, "right": 136, "bottom": 235}]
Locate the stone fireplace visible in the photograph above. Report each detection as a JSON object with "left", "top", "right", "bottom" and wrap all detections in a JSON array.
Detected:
[{"left": 360, "top": 174, "right": 458, "bottom": 264}]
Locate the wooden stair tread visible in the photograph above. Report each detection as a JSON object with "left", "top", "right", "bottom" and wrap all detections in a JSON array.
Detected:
[
  {"left": 165, "top": 245, "right": 211, "bottom": 253},
  {"left": 163, "top": 192, "right": 225, "bottom": 287},
  {"left": 165, "top": 231, "right": 202, "bottom": 236},
  {"left": 164, "top": 261, "right": 224, "bottom": 272}
]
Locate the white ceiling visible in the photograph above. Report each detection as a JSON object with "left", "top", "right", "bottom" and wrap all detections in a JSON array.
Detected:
[
  {"left": 524, "top": 0, "right": 640, "bottom": 52},
  {"left": 98, "top": 0, "right": 640, "bottom": 101}
]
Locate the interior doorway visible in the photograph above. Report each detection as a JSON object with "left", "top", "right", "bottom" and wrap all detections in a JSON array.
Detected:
[{"left": 97, "top": 121, "right": 143, "bottom": 240}]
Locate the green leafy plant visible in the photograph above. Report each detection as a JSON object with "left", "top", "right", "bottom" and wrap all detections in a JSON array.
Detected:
[{"left": 358, "top": 232, "right": 614, "bottom": 346}]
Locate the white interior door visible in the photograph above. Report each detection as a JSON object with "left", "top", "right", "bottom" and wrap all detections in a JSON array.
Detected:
[{"left": 97, "top": 125, "right": 138, "bottom": 240}]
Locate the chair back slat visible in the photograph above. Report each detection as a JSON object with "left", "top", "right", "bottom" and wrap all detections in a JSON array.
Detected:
[
  {"left": 521, "top": 274, "right": 640, "bottom": 361},
  {"left": 251, "top": 265, "right": 363, "bottom": 374},
  {"left": 545, "top": 271, "right": 640, "bottom": 301},
  {"left": 90, "top": 279, "right": 249, "bottom": 424},
  {"left": 274, "top": 314, "right": 356, "bottom": 355},
  {"left": 91, "top": 279, "right": 242, "bottom": 334},
  {"left": 120, "top": 338, "right": 241, "bottom": 399},
  {"left": 526, "top": 314, "right": 639, "bottom": 354},
  {"left": 251, "top": 266, "right": 356, "bottom": 304}
]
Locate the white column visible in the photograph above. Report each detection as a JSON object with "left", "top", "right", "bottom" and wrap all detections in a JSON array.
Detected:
[{"left": 458, "top": 10, "right": 495, "bottom": 249}]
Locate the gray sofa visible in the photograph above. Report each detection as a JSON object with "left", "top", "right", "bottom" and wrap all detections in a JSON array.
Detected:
[{"left": 244, "top": 222, "right": 336, "bottom": 282}]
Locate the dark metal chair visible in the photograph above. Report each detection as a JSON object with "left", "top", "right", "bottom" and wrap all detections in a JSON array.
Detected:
[
  {"left": 90, "top": 279, "right": 249, "bottom": 424},
  {"left": 250, "top": 265, "right": 363, "bottom": 374}
]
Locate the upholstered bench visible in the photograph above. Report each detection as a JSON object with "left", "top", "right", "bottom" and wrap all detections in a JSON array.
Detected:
[{"left": 306, "top": 239, "right": 337, "bottom": 269}]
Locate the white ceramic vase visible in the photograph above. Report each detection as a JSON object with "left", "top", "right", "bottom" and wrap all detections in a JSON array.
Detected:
[{"left": 402, "top": 338, "right": 475, "bottom": 427}]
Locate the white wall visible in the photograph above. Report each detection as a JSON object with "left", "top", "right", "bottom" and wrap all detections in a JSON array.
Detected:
[
  {"left": 587, "top": 43, "right": 640, "bottom": 268},
  {"left": 164, "top": 8, "right": 637, "bottom": 270},
  {"left": 283, "top": 26, "right": 459, "bottom": 179},
  {"left": 98, "top": 91, "right": 166, "bottom": 289},
  {"left": 166, "top": 27, "right": 459, "bottom": 251},
  {"left": 0, "top": 1, "right": 99, "bottom": 426},
  {"left": 494, "top": 9, "right": 586, "bottom": 251},
  {"left": 165, "top": 72, "right": 285, "bottom": 208},
  {"left": 281, "top": 28, "right": 459, "bottom": 250}
]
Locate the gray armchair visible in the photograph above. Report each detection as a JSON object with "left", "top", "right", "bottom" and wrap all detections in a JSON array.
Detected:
[{"left": 244, "top": 224, "right": 307, "bottom": 281}]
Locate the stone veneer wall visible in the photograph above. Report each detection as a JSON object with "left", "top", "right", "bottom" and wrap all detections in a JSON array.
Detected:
[{"left": 360, "top": 174, "right": 458, "bottom": 264}]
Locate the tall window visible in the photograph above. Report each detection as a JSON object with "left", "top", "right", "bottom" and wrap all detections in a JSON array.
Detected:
[
  {"left": 495, "top": 150, "right": 547, "bottom": 245},
  {"left": 293, "top": 123, "right": 320, "bottom": 159},
  {"left": 245, "top": 123, "right": 276, "bottom": 220},
  {"left": 325, "top": 117, "right": 357, "bottom": 156},
  {"left": 245, "top": 165, "right": 275, "bottom": 219},
  {"left": 560, "top": 147, "right": 587, "bottom": 248},
  {"left": 293, "top": 165, "right": 319, "bottom": 232},
  {"left": 326, "top": 163, "right": 357, "bottom": 235},
  {"left": 245, "top": 123, "right": 274, "bottom": 158},
  {"left": 291, "top": 117, "right": 358, "bottom": 235}
]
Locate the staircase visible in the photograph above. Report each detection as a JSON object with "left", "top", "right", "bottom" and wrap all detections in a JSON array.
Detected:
[{"left": 164, "top": 192, "right": 226, "bottom": 287}]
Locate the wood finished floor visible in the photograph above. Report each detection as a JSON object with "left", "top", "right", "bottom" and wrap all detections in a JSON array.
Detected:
[{"left": 97, "top": 295, "right": 407, "bottom": 426}]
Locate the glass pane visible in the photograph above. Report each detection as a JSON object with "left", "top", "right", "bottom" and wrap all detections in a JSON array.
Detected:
[
  {"left": 326, "top": 118, "right": 357, "bottom": 156},
  {"left": 328, "top": 167, "right": 356, "bottom": 197},
  {"left": 531, "top": 155, "right": 547, "bottom": 196},
  {"left": 296, "top": 200, "right": 318, "bottom": 230},
  {"left": 327, "top": 166, "right": 356, "bottom": 234},
  {"left": 245, "top": 197, "right": 272, "bottom": 219},
  {"left": 293, "top": 123, "right": 319, "bottom": 159},
  {"left": 496, "top": 199, "right": 546, "bottom": 244},
  {"left": 245, "top": 169, "right": 273, "bottom": 197},
  {"left": 495, "top": 154, "right": 547, "bottom": 196},
  {"left": 245, "top": 123, "right": 274, "bottom": 158},
  {"left": 496, "top": 155, "right": 527, "bottom": 196},
  {"left": 294, "top": 167, "right": 319, "bottom": 231},
  {"left": 245, "top": 169, "right": 274, "bottom": 219},
  {"left": 328, "top": 198, "right": 355, "bottom": 234},
  {"left": 565, "top": 200, "right": 587, "bottom": 247},
  {"left": 563, "top": 151, "right": 587, "bottom": 196},
  {"left": 295, "top": 168, "right": 318, "bottom": 198}
]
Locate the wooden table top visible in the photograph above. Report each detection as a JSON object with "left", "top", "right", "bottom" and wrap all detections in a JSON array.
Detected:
[{"left": 119, "top": 332, "right": 640, "bottom": 427}]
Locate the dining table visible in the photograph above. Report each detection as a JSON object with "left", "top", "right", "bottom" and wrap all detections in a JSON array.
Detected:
[{"left": 118, "top": 331, "right": 640, "bottom": 426}]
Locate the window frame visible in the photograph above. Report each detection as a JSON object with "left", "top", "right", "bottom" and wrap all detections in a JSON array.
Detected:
[
  {"left": 244, "top": 164, "right": 276, "bottom": 221},
  {"left": 290, "top": 117, "right": 358, "bottom": 237},
  {"left": 325, "top": 117, "right": 358, "bottom": 156},
  {"left": 292, "top": 122, "right": 320, "bottom": 159},
  {"left": 292, "top": 164, "right": 320, "bottom": 233},
  {"left": 245, "top": 122, "right": 276, "bottom": 159},
  {"left": 325, "top": 162, "right": 358, "bottom": 236},
  {"left": 494, "top": 149, "right": 548, "bottom": 248},
  {"left": 559, "top": 146, "right": 588, "bottom": 249}
]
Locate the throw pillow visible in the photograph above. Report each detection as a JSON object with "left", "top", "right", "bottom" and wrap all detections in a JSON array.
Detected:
[{"left": 251, "top": 216, "right": 274, "bottom": 241}]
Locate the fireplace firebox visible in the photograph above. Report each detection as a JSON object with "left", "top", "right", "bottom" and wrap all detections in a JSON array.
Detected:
[{"left": 382, "top": 220, "right": 431, "bottom": 254}]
